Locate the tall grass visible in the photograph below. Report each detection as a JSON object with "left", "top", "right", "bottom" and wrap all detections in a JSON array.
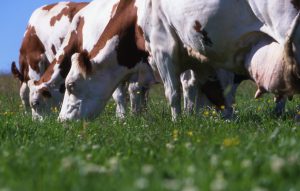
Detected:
[{"left": 1, "top": 74, "right": 300, "bottom": 191}]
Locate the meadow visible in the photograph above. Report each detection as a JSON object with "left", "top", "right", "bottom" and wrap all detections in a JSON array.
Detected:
[{"left": 1, "top": 73, "right": 300, "bottom": 191}]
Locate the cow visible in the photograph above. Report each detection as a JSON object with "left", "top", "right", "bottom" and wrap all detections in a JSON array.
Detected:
[
  {"left": 20, "top": 0, "right": 157, "bottom": 120},
  {"left": 134, "top": 0, "right": 300, "bottom": 120},
  {"left": 57, "top": 0, "right": 251, "bottom": 121},
  {"left": 11, "top": 1, "right": 88, "bottom": 117},
  {"left": 26, "top": 0, "right": 159, "bottom": 120}
]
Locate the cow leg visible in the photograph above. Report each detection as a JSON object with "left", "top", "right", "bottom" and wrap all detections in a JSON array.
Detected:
[
  {"left": 274, "top": 96, "right": 287, "bottom": 116},
  {"left": 112, "top": 83, "right": 127, "bottom": 118},
  {"left": 153, "top": 52, "right": 181, "bottom": 120},
  {"left": 128, "top": 83, "right": 149, "bottom": 114},
  {"left": 195, "top": 90, "right": 212, "bottom": 113},
  {"left": 20, "top": 82, "right": 30, "bottom": 113},
  {"left": 217, "top": 71, "right": 239, "bottom": 119},
  {"left": 181, "top": 70, "right": 199, "bottom": 114},
  {"left": 128, "top": 82, "right": 146, "bottom": 114}
]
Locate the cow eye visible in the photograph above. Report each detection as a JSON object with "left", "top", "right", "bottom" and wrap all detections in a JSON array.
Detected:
[
  {"left": 41, "top": 89, "right": 52, "bottom": 98},
  {"left": 66, "top": 82, "right": 75, "bottom": 93},
  {"left": 38, "top": 87, "right": 52, "bottom": 98}
]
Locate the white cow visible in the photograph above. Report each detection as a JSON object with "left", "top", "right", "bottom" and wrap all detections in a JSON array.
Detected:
[{"left": 135, "top": 0, "right": 300, "bottom": 119}]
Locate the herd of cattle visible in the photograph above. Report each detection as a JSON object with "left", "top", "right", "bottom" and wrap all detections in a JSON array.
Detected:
[{"left": 10, "top": 0, "right": 300, "bottom": 121}]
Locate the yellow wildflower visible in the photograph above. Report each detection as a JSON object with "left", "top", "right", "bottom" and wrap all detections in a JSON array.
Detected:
[
  {"left": 203, "top": 111, "right": 209, "bottom": 116},
  {"left": 223, "top": 137, "right": 240, "bottom": 147},
  {"left": 51, "top": 107, "right": 58, "bottom": 113},
  {"left": 212, "top": 110, "right": 217, "bottom": 116},
  {"left": 173, "top": 129, "right": 179, "bottom": 141},
  {"left": 187, "top": 131, "right": 193, "bottom": 137}
]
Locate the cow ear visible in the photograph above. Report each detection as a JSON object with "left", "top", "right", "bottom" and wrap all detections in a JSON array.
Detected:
[
  {"left": 11, "top": 62, "right": 24, "bottom": 82},
  {"left": 39, "top": 87, "right": 52, "bottom": 98},
  {"left": 78, "top": 50, "right": 92, "bottom": 76}
]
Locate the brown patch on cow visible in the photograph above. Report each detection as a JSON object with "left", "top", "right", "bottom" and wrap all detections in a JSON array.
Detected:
[
  {"left": 111, "top": 3, "right": 119, "bottom": 18},
  {"left": 38, "top": 87, "right": 52, "bottom": 98},
  {"left": 194, "top": 21, "right": 202, "bottom": 33},
  {"left": 19, "top": 26, "right": 45, "bottom": 82},
  {"left": 42, "top": 3, "right": 57, "bottom": 11},
  {"left": 201, "top": 80, "right": 225, "bottom": 108},
  {"left": 193, "top": 20, "right": 213, "bottom": 47},
  {"left": 36, "top": 17, "right": 85, "bottom": 85},
  {"left": 50, "top": 2, "right": 88, "bottom": 26},
  {"left": 78, "top": 50, "right": 92, "bottom": 76},
  {"left": 291, "top": 0, "right": 300, "bottom": 10},
  {"left": 136, "top": 25, "right": 146, "bottom": 51},
  {"left": 89, "top": 0, "right": 148, "bottom": 69},
  {"left": 51, "top": 44, "right": 57, "bottom": 55}
]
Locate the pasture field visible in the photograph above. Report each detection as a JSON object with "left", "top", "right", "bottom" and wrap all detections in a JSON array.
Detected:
[{"left": 1, "top": 74, "right": 300, "bottom": 191}]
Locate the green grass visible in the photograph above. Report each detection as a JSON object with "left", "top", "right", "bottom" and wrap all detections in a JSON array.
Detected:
[{"left": 1, "top": 74, "right": 300, "bottom": 191}]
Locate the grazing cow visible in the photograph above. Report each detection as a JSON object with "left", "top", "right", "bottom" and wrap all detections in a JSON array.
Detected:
[
  {"left": 58, "top": 0, "right": 251, "bottom": 121},
  {"left": 23, "top": 0, "right": 157, "bottom": 120},
  {"left": 11, "top": 2, "right": 88, "bottom": 116},
  {"left": 27, "top": 0, "right": 157, "bottom": 120},
  {"left": 135, "top": 0, "right": 300, "bottom": 119}
]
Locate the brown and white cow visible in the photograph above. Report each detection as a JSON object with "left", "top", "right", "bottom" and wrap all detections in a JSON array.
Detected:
[
  {"left": 11, "top": 1, "right": 88, "bottom": 117},
  {"left": 57, "top": 0, "right": 248, "bottom": 121},
  {"left": 26, "top": 0, "right": 159, "bottom": 120}
]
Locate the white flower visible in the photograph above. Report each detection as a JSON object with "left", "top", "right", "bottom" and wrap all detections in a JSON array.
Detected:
[
  {"left": 163, "top": 179, "right": 180, "bottom": 190},
  {"left": 210, "top": 155, "right": 219, "bottom": 167},
  {"left": 210, "top": 171, "right": 227, "bottom": 191},
  {"left": 270, "top": 155, "right": 285, "bottom": 173},
  {"left": 92, "top": 144, "right": 100, "bottom": 150},
  {"left": 134, "top": 177, "right": 149, "bottom": 189},
  {"left": 182, "top": 185, "right": 198, "bottom": 191},
  {"left": 81, "top": 163, "right": 107, "bottom": 175},
  {"left": 166, "top": 143, "right": 175, "bottom": 150},
  {"left": 187, "top": 165, "right": 196, "bottom": 174},
  {"left": 241, "top": 159, "right": 252, "bottom": 169},
  {"left": 107, "top": 156, "right": 119, "bottom": 171},
  {"left": 141, "top": 164, "right": 154, "bottom": 175},
  {"left": 251, "top": 186, "right": 269, "bottom": 191}
]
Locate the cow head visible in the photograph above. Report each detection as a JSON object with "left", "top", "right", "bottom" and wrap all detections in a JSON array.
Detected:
[
  {"left": 28, "top": 79, "right": 64, "bottom": 120},
  {"left": 58, "top": 50, "right": 138, "bottom": 121}
]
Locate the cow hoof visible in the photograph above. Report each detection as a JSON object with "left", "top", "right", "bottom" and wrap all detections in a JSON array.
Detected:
[{"left": 294, "top": 113, "right": 300, "bottom": 123}]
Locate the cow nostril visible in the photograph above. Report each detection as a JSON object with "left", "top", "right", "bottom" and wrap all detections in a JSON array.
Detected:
[{"left": 32, "top": 101, "right": 40, "bottom": 107}]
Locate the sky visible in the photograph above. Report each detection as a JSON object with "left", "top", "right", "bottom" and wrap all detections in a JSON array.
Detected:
[{"left": 0, "top": 0, "right": 90, "bottom": 73}]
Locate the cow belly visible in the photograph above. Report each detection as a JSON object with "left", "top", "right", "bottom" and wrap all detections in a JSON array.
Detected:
[{"left": 157, "top": 0, "right": 260, "bottom": 65}]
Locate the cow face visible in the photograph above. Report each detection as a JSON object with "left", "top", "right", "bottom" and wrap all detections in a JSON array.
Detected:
[
  {"left": 58, "top": 52, "right": 133, "bottom": 121},
  {"left": 28, "top": 80, "right": 63, "bottom": 120}
]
